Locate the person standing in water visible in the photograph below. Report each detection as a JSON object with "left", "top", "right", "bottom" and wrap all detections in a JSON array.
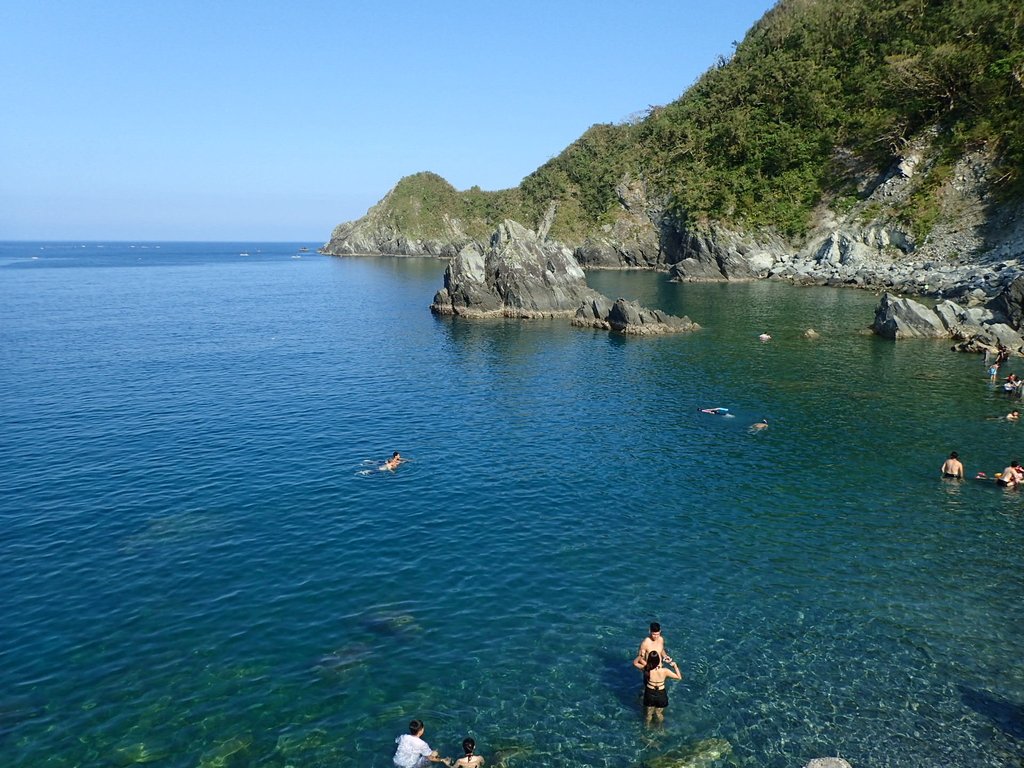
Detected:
[
  {"left": 393, "top": 720, "right": 448, "bottom": 768},
  {"left": 642, "top": 651, "right": 682, "bottom": 724},
  {"left": 998, "top": 460, "right": 1023, "bottom": 488},
  {"left": 633, "top": 622, "right": 672, "bottom": 670},
  {"left": 448, "top": 737, "right": 484, "bottom": 768},
  {"left": 940, "top": 452, "right": 964, "bottom": 479}
]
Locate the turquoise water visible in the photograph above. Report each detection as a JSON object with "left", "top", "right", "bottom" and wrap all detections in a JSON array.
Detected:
[{"left": 1, "top": 242, "right": 1022, "bottom": 768}]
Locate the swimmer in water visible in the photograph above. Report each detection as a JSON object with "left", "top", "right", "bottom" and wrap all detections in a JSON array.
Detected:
[
  {"left": 1007, "top": 411, "right": 1020, "bottom": 421},
  {"left": 382, "top": 451, "right": 406, "bottom": 471},
  {"left": 940, "top": 452, "right": 964, "bottom": 479},
  {"left": 749, "top": 419, "right": 768, "bottom": 432},
  {"left": 759, "top": 333, "right": 771, "bottom": 342},
  {"left": 699, "top": 407, "right": 729, "bottom": 415}
]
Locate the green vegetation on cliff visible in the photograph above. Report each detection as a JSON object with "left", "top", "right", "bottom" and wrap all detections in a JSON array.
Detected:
[{"left": 351, "top": 0, "right": 1023, "bottom": 244}]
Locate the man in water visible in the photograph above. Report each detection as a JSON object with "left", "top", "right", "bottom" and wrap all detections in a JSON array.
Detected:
[
  {"left": 750, "top": 419, "right": 768, "bottom": 431},
  {"left": 392, "top": 719, "right": 448, "bottom": 768},
  {"left": 940, "top": 452, "right": 964, "bottom": 479},
  {"left": 382, "top": 451, "right": 406, "bottom": 471},
  {"left": 633, "top": 622, "right": 672, "bottom": 670},
  {"left": 998, "top": 460, "right": 1023, "bottom": 488}
]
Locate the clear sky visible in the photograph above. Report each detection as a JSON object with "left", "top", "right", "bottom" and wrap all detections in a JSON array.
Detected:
[{"left": 1, "top": 1, "right": 777, "bottom": 242}]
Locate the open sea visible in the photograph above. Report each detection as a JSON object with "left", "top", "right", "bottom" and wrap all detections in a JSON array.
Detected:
[{"left": 1, "top": 241, "right": 1022, "bottom": 768}]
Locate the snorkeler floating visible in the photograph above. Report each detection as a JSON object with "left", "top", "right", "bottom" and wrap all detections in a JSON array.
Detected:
[{"left": 699, "top": 407, "right": 730, "bottom": 415}]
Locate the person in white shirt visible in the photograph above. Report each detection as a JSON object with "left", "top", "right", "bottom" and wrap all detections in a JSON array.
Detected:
[{"left": 393, "top": 720, "right": 448, "bottom": 768}]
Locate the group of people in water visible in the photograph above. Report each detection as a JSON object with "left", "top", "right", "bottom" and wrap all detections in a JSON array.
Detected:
[
  {"left": 940, "top": 348, "right": 1023, "bottom": 486},
  {"left": 393, "top": 622, "right": 679, "bottom": 766},
  {"left": 392, "top": 721, "right": 483, "bottom": 768},
  {"left": 944, "top": 452, "right": 1024, "bottom": 488}
]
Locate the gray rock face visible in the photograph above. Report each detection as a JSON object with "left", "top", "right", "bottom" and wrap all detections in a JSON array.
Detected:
[
  {"left": 873, "top": 293, "right": 1024, "bottom": 352},
  {"left": 871, "top": 293, "right": 947, "bottom": 339},
  {"left": 573, "top": 297, "right": 698, "bottom": 335},
  {"left": 805, "top": 759, "right": 852, "bottom": 768},
  {"left": 987, "top": 275, "right": 1024, "bottom": 329},
  {"left": 430, "top": 220, "right": 600, "bottom": 317}
]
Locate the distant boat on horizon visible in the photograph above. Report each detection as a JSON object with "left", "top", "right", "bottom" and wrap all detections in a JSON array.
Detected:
[{"left": 298, "top": 247, "right": 309, "bottom": 252}]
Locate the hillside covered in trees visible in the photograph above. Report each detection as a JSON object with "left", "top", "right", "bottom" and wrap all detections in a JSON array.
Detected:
[{"left": 323, "top": 0, "right": 1024, "bottom": 285}]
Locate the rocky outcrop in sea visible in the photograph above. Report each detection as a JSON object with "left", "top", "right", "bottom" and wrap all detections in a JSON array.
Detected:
[
  {"left": 573, "top": 296, "right": 698, "bottom": 335},
  {"left": 431, "top": 219, "right": 698, "bottom": 335},
  {"left": 870, "top": 277, "right": 1024, "bottom": 353},
  {"left": 430, "top": 220, "right": 599, "bottom": 318}
]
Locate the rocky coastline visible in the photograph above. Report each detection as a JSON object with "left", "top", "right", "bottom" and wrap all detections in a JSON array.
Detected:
[{"left": 323, "top": 143, "right": 1024, "bottom": 351}]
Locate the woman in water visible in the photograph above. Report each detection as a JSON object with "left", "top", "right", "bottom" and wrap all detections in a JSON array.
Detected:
[
  {"left": 642, "top": 650, "right": 682, "bottom": 724},
  {"left": 448, "top": 737, "right": 484, "bottom": 768}
]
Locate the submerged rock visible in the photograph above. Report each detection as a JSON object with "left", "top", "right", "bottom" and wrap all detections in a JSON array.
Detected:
[
  {"left": 805, "top": 759, "right": 853, "bottom": 768},
  {"left": 644, "top": 737, "right": 732, "bottom": 768}
]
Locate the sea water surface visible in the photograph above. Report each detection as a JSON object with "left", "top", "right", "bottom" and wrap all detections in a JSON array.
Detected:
[{"left": 1, "top": 242, "right": 1021, "bottom": 768}]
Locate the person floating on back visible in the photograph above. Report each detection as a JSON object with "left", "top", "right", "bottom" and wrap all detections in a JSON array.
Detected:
[{"left": 940, "top": 452, "right": 964, "bottom": 479}]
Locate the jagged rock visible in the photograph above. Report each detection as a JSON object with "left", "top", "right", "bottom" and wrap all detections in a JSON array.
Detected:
[
  {"left": 871, "top": 292, "right": 947, "bottom": 339},
  {"left": 933, "top": 299, "right": 1024, "bottom": 352},
  {"left": 430, "top": 220, "right": 599, "bottom": 317},
  {"left": 572, "top": 297, "right": 698, "bottom": 335},
  {"left": 987, "top": 275, "right": 1024, "bottom": 329}
]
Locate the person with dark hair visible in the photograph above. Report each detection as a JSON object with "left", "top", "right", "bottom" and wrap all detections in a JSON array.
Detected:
[
  {"left": 997, "top": 460, "right": 1023, "bottom": 488},
  {"left": 449, "top": 737, "right": 484, "bottom": 768},
  {"left": 642, "top": 651, "right": 682, "bottom": 724},
  {"left": 383, "top": 451, "right": 406, "bottom": 471},
  {"left": 393, "top": 719, "right": 448, "bottom": 768},
  {"left": 633, "top": 622, "right": 672, "bottom": 670},
  {"left": 941, "top": 452, "right": 964, "bottom": 479}
]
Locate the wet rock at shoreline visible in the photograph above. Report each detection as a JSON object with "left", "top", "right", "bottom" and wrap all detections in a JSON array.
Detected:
[
  {"left": 871, "top": 293, "right": 947, "bottom": 339},
  {"left": 871, "top": 292, "right": 1024, "bottom": 353}
]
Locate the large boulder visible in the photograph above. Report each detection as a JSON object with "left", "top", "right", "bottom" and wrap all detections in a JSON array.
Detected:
[
  {"left": 871, "top": 292, "right": 947, "bottom": 339},
  {"left": 987, "top": 275, "right": 1024, "bottom": 329},
  {"left": 572, "top": 297, "right": 699, "bottom": 335},
  {"left": 430, "top": 220, "right": 599, "bottom": 317}
]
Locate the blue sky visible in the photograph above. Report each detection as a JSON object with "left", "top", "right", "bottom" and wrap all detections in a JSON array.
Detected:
[{"left": 1, "top": 1, "right": 776, "bottom": 241}]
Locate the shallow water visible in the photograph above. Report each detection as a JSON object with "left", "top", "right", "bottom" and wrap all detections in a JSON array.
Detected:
[{"left": 1, "top": 243, "right": 1022, "bottom": 767}]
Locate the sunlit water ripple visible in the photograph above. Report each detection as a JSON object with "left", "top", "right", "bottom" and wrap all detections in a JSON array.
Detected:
[{"left": 1, "top": 242, "right": 1021, "bottom": 767}]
